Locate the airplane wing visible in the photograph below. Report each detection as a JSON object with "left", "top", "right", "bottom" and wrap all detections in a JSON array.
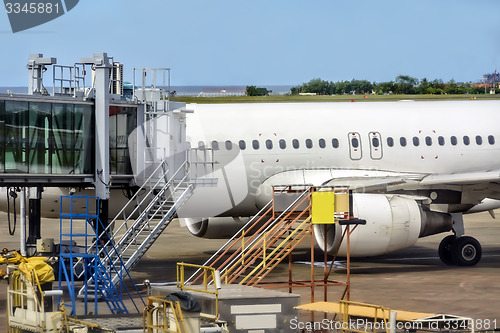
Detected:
[
  {"left": 322, "top": 169, "right": 499, "bottom": 188},
  {"left": 419, "top": 169, "right": 500, "bottom": 186},
  {"left": 260, "top": 169, "right": 500, "bottom": 210}
]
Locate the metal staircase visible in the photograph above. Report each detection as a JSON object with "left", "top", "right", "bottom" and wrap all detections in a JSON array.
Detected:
[
  {"left": 187, "top": 186, "right": 316, "bottom": 287},
  {"left": 75, "top": 156, "right": 194, "bottom": 296}
]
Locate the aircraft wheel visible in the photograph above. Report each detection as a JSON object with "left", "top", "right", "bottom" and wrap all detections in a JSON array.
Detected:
[
  {"left": 438, "top": 235, "right": 456, "bottom": 265},
  {"left": 451, "top": 236, "right": 482, "bottom": 266}
]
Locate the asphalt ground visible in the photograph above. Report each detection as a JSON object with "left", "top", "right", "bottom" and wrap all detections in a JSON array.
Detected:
[{"left": 1, "top": 210, "right": 500, "bottom": 332}]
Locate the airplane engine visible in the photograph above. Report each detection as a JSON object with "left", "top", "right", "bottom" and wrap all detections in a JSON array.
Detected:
[
  {"left": 314, "top": 194, "right": 453, "bottom": 257},
  {"left": 183, "top": 217, "right": 250, "bottom": 239}
]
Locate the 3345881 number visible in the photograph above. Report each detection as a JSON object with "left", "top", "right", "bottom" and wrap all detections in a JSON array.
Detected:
[{"left": 5, "top": 2, "right": 59, "bottom": 14}]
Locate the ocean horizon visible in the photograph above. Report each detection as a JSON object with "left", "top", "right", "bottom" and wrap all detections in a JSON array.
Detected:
[{"left": 0, "top": 85, "right": 294, "bottom": 96}]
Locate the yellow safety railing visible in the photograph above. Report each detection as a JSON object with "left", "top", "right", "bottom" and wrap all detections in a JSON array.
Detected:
[
  {"left": 143, "top": 296, "right": 187, "bottom": 333},
  {"left": 239, "top": 216, "right": 312, "bottom": 285},
  {"left": 176, "top": 263, "right": 220, "bottom": 319},
  {"left": 339, "top": 300, "right": 391, "bottom": 333}
]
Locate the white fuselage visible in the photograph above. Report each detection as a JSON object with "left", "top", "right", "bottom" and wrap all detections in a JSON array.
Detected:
[{"left": 177, "top": 100, "right": 500, "bottom": 219}]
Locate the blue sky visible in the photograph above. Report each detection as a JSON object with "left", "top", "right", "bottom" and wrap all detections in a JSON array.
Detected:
[{"left": 1, "top": 0, "right": 500, "bottom": 86}]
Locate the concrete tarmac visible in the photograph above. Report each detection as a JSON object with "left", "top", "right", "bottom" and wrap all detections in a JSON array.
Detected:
[{"left": 1, "top": 210, "right": 500, "bottom": 331}]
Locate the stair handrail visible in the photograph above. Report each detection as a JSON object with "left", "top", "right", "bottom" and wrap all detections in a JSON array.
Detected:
[
  {"left": 108, "top": 164, "right": 193, "bottom": 268},
  {"left": 223, "top": 197, "right": 312, "bottom": 284},
  {"left": 78, "top": 161, "right": 193, "bottom": 297},
  {"left": 238, "top": 215, "right": 312, "bottom": 285},
  {"left": 214, "top": 187, "right": 312, "bottom": 282},
  {"left": 75, "top": 156, "right": 189, "bottom": 280},
  {"left": 109, "top": 158, "right": 170, "bottom": 233},
  {"left": 100, "top": 159, "right": 189, "bottom": 263},
  {"left": 72, "top": 159, "right": 170, "bottom": 276},
  {"left": 185, "top": 185, "right": 312, "bottom": 284},
  {"left": 184, "top": 199, "right": 273, "bottom": 284}
]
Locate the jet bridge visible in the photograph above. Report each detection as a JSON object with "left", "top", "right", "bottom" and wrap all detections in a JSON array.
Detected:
[{"left": 2, "top": 53, "right": 216, "bottom": 264}]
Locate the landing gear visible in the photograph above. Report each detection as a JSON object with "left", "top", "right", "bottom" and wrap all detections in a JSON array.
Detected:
[
  {"left": 438, "top": 235, "right": 482, "bottom": 266},
  {"left": 438, "top": 235, "right": 455, "bottom": 265}
]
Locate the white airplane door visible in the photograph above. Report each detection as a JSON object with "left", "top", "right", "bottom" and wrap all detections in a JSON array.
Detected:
[
  {"left": 348, "top": 132, "right": 362, "bottom": 160},
  {"left": 369, "top": 132, "right": 383, "bottom": 160}
]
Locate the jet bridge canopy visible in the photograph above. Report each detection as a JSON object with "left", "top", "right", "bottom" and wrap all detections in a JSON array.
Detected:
[{"left": 0, "top": 94, "right": 139, "bottom": 186}]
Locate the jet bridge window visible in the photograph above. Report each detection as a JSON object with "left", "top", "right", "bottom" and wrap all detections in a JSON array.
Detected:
[
  {"left": 332, "top": 138, "right": 339, "bottom": 148},
  {"left": 387, "top": 137, "right": 394, "bottom": 147},
  {"left": 266, "top": 139, "right": 273, "bottom": 149},
  {"left": 239, "top": 140, "right": 246, "bottom": 150},
  {"left": 292, "top": 139, "right": 300, "bottom": 149},
  {"left": 225, "top": 140, "right": 232, "bottom": 150},
  {"left": 305, "top": 139, "right": 313, "bottom": 149},
  {"left": 400, "top": 137, "right": 407, "bottom": 147},
  {"left": 252, "top": 140, "right": 260, "bottom": 150},
  {"left": 438, "top": 136, "right": 445, "bottom": 146},
  {"left": 475, "top": 136, "right": 482, "bottom": 145},
  {"left": 425, "top": 136, "right": 432, "bottom": 146},
  {"left": 488, "top": 135, "right": 495, "bottom": 145},
  {"left": 463, "top": 136, "right": 470, "bottom": 146},
  {"left": 318, "top": 138, "right": 326, "bottom": 148},
  {"left": 279, "top": 139, "right": 286, "bottom": 149},
  {"left": 450, "top": 136, "right": 457, "bottom": 146}
]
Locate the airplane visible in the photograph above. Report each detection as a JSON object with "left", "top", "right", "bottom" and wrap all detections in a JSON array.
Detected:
[{"left": 1, "top": 100, "right": 499, "bottom": 266}]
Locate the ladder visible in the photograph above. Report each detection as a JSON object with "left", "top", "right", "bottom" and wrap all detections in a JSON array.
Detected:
[
  {"left": 187, "top": 186, "right": 314, "bottom": 287},
  {"left": 59, "top": 195, "right": 137, "bottom": 315},
  {"left": 75, "top": 157, "right": 194, "bottom": 295}
]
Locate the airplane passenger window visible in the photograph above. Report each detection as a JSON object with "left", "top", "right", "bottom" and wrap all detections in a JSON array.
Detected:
[
  {"left": 371, "top": 137, "right": 379, "bottom": 148},
  {"left": 488, "top": 135, "right": 495, "bottom": 145},
  {"left": 351, "top": 138, "right": 359, "bottom": 148},
  {"left": 198, "top": 141, "right": 205, "bottom": 148},
  {"left": 387, "top": 137, "right": 394, "bottom": 147},
  {"left": 225, "top": 140, "right": 232, "bottom": 150},
  {"left": 292, "top": 139, "right": 300, "bottom": 149},
  {"left": 306, "top": 139, "right": 313, "bottom": 149},
  {"left": 413, "top": 137, "right": 420, "bottom": 146},
  {"left": 212, "top": 141, "right": 219, "bottom": 150},
  {"left": 319, "top": 138, "right": 326, "bottom": 148},
  {"left": 450, "top": 136, "right": 457, "bottom": 146},
  {"left": 438, "top": 136, "right": 445, "bottom": 146},
  {"left": 425, "top": 136, "right": 432, "bottom": 146},
  {"left": 279, "top": 139, "right": 286, "bottom": 149},
  {"left": 239, "top": 140, "right": 246, "bottom": 150},
  {"left": 266, "top": 139, "right": 273, "bottom": 149},
  {"left": 476, "top": 136, "right": 482, "bottom": 145},
  {"left": 463, "top": 136, "right": 470, "bottom": 145},
  {"left": 332, "top": 138, "right": 339, "bottom": 148},
  {"left": 252, "top": 140, "right": 260, "bottom": 149},
  {"left": 400, "top": 137, "right": 407, "bottom": 147}
]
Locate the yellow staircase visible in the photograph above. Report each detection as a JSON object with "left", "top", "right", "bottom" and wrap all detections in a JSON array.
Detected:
[{"left": 187, "top": 185, "right": 349, "bottom": 287}]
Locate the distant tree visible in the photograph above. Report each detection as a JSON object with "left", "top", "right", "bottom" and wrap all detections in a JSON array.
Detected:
[
  {"left": 374, "top": 81, "right": 394, "bottom": 95},
  {"left": 350, "top": 79, "right": 373, "bottom": 94},
  {"left": 246, "top": 85, "right": 269, "bottom": 96},
  {"left": 303, "top": 78, "right": 330, "bottom": 95},
  {"left": 444, "top": 79, "right": 460, "bottom": 94},
  {"left": 394, "top": 75, "right": 419, "bottom": 94}
]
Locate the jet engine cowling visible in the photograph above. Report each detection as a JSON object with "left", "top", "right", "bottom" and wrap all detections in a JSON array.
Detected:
[
  {"left": 314, "top": 194, "right": 453, "bottom": 257},
  {"left": 183, "top": 217, "right": 250, "bottom": 239}
]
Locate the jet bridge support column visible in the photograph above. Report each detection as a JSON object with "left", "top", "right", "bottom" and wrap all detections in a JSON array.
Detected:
[
  {"left": 81, "top": 53, "right": 111, "bottom": 227},
  {"left": 27, "top": 187, "right": 42, "bottom": 249}
]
